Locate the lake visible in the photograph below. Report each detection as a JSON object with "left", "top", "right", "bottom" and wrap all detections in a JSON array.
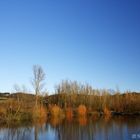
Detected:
[{"left": 0, "top": 116, "right": 140, "bottom": 140}]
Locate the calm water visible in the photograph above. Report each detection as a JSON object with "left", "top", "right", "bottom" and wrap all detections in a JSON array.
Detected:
[{"left": 0, "top": 116, "right": 140, "bottom": 140}]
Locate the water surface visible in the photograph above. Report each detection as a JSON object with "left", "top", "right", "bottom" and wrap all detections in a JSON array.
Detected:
[{"left": 0, "top": 116, "right": 140, "bottom": 140}]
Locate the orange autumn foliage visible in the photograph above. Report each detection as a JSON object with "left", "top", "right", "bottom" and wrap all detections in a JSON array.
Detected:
[{"left": 77, "top": 105, "right": 87, "bottom": 116}]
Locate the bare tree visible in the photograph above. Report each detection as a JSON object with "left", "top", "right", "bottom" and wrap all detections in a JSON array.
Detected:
[
  {"left": 13, "top": 84, "right": 29, "bottom": 93},
  {"left": 31, "top": 65, "right": 46, "bottom": 107}
]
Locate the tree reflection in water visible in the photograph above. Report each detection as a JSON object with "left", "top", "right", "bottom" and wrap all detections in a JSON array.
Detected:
[
  {"left": 0, "top": 126, "right": 32, "bottom": 140},
  {"left": 0, "top": 116, "right": 140, "bottom": 140},
  {"left": 50, "top": 116, "right": 140, "bottom": 140}
]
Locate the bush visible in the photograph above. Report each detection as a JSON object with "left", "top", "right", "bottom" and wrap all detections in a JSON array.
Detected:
[
  {"left": 32, "top": 106, "right": 47, "bottom": 121},
  {"left": 103, "top": 106, "right": 111, "bottom": 117},
  {"left": 77, "top": 105, "right": 87, "bottom": 116},
  {"left": 50, "top": 105, "right": 62, "bottom": 117}
]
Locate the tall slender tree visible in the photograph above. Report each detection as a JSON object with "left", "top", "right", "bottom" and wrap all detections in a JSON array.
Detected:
[{"left": 31, "top": 65, "right": 46, "bottom": 107}]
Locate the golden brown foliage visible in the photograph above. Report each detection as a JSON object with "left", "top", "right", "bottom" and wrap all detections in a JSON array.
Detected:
[
  {"left": 50, "top": 105, "right": 63, "bottom": 117},
  {"left": 66, "top": 107, "right": 73, "bottom": 122},
  {"left": 32, "top": 106, "right": 47, "bottom": 122},
  {"left": 77, "top": 105, "right": 87, "bottom": 116},
  {"left": 78, "top": 116, "right": 87, "bottom": 126},
  {"left": 103, "top": 106, "right": 112, "bottom": 118}
]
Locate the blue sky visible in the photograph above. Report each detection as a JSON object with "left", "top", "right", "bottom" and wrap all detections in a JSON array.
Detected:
[{"left": 0, "top": 0, "right": 140, "bottom": 93}]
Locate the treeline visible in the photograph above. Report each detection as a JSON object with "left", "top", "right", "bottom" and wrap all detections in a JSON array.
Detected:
[
  {"left": 0, "top": 92, "right": 10, "bottom": 97},
  {"left": 48, "top": 80, "right": 140, "bottom": 114}
]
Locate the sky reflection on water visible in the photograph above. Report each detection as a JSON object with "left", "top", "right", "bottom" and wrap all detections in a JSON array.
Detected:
[{"left": 0, "top": 116, "right": 140, "bottom": 140}]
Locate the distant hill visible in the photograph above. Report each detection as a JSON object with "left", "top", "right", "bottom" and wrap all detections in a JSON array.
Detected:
[{"left": 0, "top": 92, "right": 10, "bottom": 97}]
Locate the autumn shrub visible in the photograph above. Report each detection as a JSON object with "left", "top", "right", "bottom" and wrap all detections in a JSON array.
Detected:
[
  {"left": 39, "top": 106, "right": 47, "bottom": 119},
  {"left": 103, "top": 106, "right": 111, "bottom": 118},
  {"left": 77, "top": 105, "right": 87, "bottom": 116},
  {"left": 0, "top": 99, "right": 23, "bottom": 124},
  {"left": 32, "top": 106, "right": 47, "bottom": 121},
  {"left": 0, "top": 107, "right": 6, "bottom": 116},
  {"left": 50, "top": 105, "right": 63, "bottom": 117},
  {"left": 0, "top": 106, "right": 7, "bottom": 123}
]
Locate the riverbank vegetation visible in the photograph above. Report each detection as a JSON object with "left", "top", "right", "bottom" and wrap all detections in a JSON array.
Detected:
[
  {"left": 49, "top": 80, "right": 140, "bottom": 115},
  {"left": 0, "top": 80, "right": 140, "bottom": 125}
]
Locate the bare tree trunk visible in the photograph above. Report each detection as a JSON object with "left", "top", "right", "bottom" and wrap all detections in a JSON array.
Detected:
[{"left": 31, "top": 65, "right": 46, "bottom": 108}]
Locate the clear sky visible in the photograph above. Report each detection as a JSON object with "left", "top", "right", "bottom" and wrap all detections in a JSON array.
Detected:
[{"left": 0, "top": 0, "right": 140, "bottom": 93}]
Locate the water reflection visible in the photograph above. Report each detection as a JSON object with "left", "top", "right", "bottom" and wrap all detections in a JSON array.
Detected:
[
  {"left": 0, "top": 126, "right": 32, "bottom": 140},
  {"left": 0, "top": 116, "right": 140, "bottom": 140}
]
